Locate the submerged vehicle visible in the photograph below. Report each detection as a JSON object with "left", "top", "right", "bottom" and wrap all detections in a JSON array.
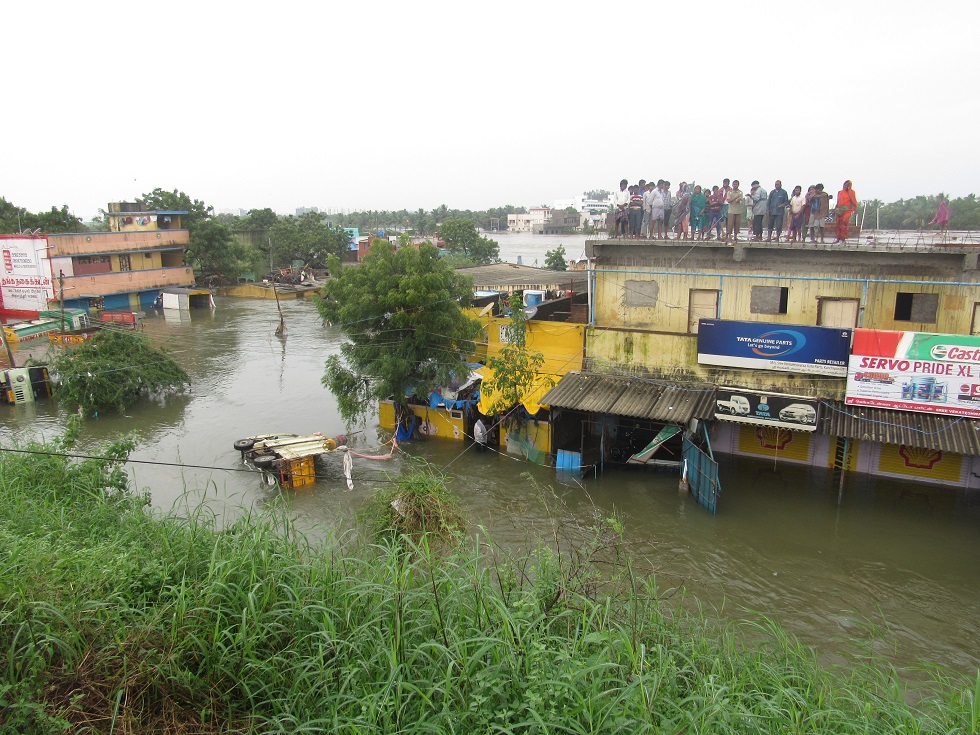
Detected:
[{"left": 234, "top": 433, "right": 349, "bottom": 489}]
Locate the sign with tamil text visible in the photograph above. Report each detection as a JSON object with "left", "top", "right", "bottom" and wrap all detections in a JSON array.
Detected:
[
  {"left": 0, "top": 236, "right": 54, "bottom": 313},
  {"left": 697, "top": 319, "right": 851, "bottom": 377},
  {"left": 845, "top": 329, "right": 980, "bottom": 418}
]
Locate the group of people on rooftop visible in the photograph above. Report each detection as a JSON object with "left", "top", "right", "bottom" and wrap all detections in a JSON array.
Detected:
[{"left": 612, "top": 178, "right": 859, "bottom": 244}]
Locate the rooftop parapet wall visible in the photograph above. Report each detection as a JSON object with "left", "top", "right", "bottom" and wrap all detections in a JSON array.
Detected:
[
  {"left": 60, "top": 266, "right": 196, "bottom": 297},
  {"left": 48, "top": 230, "right": 189, "bottom": 257},
  {"left": 587, "top": 239, "right": 980, "bottom": 279}
]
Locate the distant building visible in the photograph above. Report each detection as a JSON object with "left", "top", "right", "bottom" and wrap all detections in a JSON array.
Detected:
[
  {"left": 507, "top": 207, "right": 551, "bottom": 233},
  {"left": 553, "top": 194, "right": 613, "bottom": 228},
  {"left": 540, "top": 209, "right": 581, "bottom": 234},
  {"left": 296, "top": 206, "right": 320, "bottom": 216}
]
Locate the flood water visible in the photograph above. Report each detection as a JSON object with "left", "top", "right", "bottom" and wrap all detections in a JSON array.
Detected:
[{"left": 3, "top": 295, "right": 979, "bottom": 685}]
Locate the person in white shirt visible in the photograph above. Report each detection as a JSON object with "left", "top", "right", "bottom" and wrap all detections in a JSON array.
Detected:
[
  {"left": 613, "top": 179, "right": 630, "bottom": 238},
  {"left": 788, "top": 185, "right": 807, "bottom": 243},
  {"left": 473, "top": 418, "right": 488, "bottom": 451}
]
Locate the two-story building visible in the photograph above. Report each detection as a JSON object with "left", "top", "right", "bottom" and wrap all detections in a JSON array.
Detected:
[
  {"left": 49, "top": 202, "right": 195, "bottom": 312},
  {"left": 541, "top": 238, "right": 980, "bottom": 502}
]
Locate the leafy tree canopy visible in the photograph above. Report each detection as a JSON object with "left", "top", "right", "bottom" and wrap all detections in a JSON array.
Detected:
[
  {"left": 545, "top": 244, "right": 568, "bottom": 271},
  {"left": 140, "top": 188, "right": 245, "bottom": 279},
  {"left": 481, "top": 294, "right": 548, "bottom": 419},
  {"left": 585, "top": 189, "right": 611, "bottom": 200},
  {"left": 269, "top": 212, "right": 350, "bottom": 269},
  {"left": 316, "top": 241, "right": 480, "bottom": 425},
  {"left": 243, "top": 207, "right": 279, "bottom": 231},
  {"left": 51, "top": 330, "right": 190, "bottom": 415},
  {"left": 437, "top": 218, "right": 499, "bottom": 265},
  {"left": 0, "top": 197, "right": 85, "bottom": 234}
]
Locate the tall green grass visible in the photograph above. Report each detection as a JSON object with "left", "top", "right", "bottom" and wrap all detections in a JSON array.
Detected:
[{"left": 0, "top": 429, "right": 977, "bottom": 734}]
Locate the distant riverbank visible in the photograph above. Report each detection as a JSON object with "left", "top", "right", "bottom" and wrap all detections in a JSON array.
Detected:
[{"left": 488, "top": 231, "right": 590, "bottom": 266}]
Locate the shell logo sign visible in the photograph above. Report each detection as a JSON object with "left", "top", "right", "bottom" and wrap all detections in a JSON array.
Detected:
[
  {"left": 898, "top": 446, "right": 943, "bottom": 470},
  {"left": 878, "top": 443, "right": 962, "bottom": 482},
  {"left": 755, "top": 426, "right": 793, "bottom": 450},
  {"left": 736, "top": 425, "right": 813, "bottom": 463}
]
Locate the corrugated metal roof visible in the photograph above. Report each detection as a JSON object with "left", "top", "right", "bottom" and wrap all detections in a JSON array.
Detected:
[
  {"left": 541, "top": 372, "right": 716, "bottom": 424},
  {"left": 819, "top": 401, "right": 980, "bottom": 455},
  {"left": 456, "top": 263, "right": 587, "bottom": 291}
]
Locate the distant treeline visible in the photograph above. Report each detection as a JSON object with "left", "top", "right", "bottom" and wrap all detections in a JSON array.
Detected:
[{"left": 857, "top": 192, "right": 980, "bottom": 231}]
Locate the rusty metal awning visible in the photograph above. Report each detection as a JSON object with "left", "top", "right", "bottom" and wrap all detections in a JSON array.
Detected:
[
  {"left": 819, "top": 401, "right": 980, "bottom": 455},
  {"left": 540, "top": 372, "right": 716, "bottom": 425}
]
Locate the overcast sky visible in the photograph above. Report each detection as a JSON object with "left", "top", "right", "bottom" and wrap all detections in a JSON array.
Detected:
[{"left": 6, "top": 1, "right": 978, "bottom": 220}]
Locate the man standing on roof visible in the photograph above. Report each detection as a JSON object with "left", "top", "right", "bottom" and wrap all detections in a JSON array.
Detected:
[
  {"left": 749, "top": 181, "right": 768, "bottom": 241},
  {"left": 767, "top": 180, "right": 790, "bottom": 242}
]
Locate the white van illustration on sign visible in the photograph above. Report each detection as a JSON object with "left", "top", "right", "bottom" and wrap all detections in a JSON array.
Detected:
[{"left": 716, "top": 395, "right": 750, "bottom": 416}]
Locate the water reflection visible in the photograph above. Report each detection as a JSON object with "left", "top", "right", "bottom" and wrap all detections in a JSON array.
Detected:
[{"left": 0, "top": 296, "right": 977, "bottom": 681}]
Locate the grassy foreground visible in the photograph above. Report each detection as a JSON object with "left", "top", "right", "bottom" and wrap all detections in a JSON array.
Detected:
[{"left": 1, "top": 430, "right": 978, "bottom": 734}]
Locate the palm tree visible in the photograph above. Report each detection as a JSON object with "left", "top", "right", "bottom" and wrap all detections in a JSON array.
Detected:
[{"left": 860, "top": 198, "right": 883, "bottom": 229}]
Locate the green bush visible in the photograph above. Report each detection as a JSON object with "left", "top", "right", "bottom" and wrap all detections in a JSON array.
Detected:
[{"left": 1, "top": 429, "right": 978, "bottom": 734}]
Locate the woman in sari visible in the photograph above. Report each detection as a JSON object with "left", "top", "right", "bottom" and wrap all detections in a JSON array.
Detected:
[
  {"left": 834, "top": 180, "right": 858, "bottom": 243},
  {"left": 690, "top": 185, "right": 708, "bottom": 240}
]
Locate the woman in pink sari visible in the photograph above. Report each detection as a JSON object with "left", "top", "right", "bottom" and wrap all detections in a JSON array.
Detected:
[
  {"left": 930, "top": 200, "right": 951, "bottom": 234},
  {"left": 833, "top": 180, "right": 858, "bottom": 243}
]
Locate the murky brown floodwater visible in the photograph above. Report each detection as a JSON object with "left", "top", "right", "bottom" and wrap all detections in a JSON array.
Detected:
[{"left": 2, "top": 296, "right": 979, "bottom": 683}]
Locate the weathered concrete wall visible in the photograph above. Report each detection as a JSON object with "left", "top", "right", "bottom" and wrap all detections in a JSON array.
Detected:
[{"left": 586, "top": 328, "right": 844, "bottom": 399}]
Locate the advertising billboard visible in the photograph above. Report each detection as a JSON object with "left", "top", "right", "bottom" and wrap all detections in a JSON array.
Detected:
[
  {"left": 845, "top": 329, "right": 980, "bottom": 418},
  {"left": 0, "top": 236, "right": 54, "bottom": 313},
  {"left": 714, "top": 387, "right": 821, "bottom": 432},
  {"left": 697, "top": 319, "right": 851, "bottom": 377}
]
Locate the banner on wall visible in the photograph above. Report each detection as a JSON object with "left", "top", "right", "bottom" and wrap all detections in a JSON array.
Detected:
[
  {"left": 714, "top": 387, "right": 820, "bottom": 431},
  {"left": 0, "top": 237, "right": 53, "bottom": 313},
  {"left": 697, "top": 319, "right": 851, "bottom": 376},
  {"left": 845, "top": 329, "right": 980, "bottom": 418}
]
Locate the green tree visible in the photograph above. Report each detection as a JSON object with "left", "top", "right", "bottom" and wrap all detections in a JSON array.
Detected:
[
  {"left": 52, "top": 330, "right": 190, "bottom": 415},
  {"left": 481, "top": 294, "right": 548, "bottom": 419},
  {"left": 410, "top": 208, "right": 433, "bottom": 237},
  {"left": 33, "top": 205, "right": 85, "bottom": 233},
  {"left": 316, "top": 241, "right": 480, "bottom": 425},
  {"left": 269, "top": 212, "right": 350, "bottom": 268},
  {"left": 140, "top": 188, "right": 244, "bottom": 279},
  {"left": 191, "top": 218, "right": 248, "bottom": 279},
  {"left": 244, "top": 207, "right": 279, "bottom": 230},
  {"left": 544, "top": 244, "right": 568, "bottom": 271},
  {"left": 585, "top": 189, "right": 611, "bottom": 200},
  {"left": 0, "top": 198, "right": 85, "bottom": 234},
  {"left": 437, "top": 218, "right": 499, "bottom": 264},
  {"left": 949, "top": 194, "right": 980, "bottom": 230}
]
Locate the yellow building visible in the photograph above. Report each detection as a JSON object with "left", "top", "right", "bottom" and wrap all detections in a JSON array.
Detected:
[
  {"left": 572, "top": 238, "right": 980, "bottom": 492},
  {"left": 378, "top": 305, "right": 586, "bottom": 464}
]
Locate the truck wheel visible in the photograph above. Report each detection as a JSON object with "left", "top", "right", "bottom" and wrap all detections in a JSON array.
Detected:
[
  {"left": 252, "top": 454, "right": 277, "bottom": 469},
  {"left": 234, "top": 438, "right": 255, "bottom": 451}
]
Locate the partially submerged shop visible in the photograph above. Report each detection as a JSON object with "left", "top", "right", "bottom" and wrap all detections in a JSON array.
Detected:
[
  {"left": 541, "top": 372, "right": 721, "bottom": 510},
  {"left": 710, "top": 328, "right": 980, "bottom": 489}
]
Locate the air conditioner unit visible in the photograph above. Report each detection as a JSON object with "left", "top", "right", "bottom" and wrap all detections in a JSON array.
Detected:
[{"left": 7, "top": 368, "right": 34, "bottom": 404}]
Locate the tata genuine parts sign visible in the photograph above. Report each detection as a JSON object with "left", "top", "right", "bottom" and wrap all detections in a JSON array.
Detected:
[
  {"left": 0, "top": 236, "right": 54, "bottom": 313},
  {"left": 714, "top": 388, "right": 820, "bottom": 431},
  {"left": 697, "top": 319, "right": 851, "bottom": 377},
  {"left": 846, "top": 329, "right": 980, "bottom": 417}
]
